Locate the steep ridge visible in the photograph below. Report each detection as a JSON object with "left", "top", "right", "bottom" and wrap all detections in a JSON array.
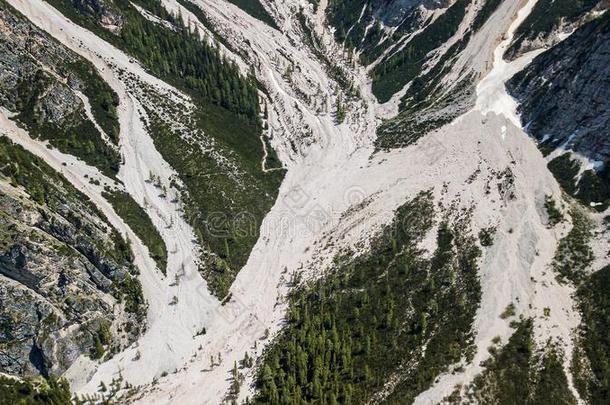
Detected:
[
  {"left": 0, "top": 2, "right": 121, "bottom": 177},
  {"left": 327, "top": 0, "right": 452, "bottom": 67},
  {"left": 0, "top": 0, "right": 608, "bottom": 403},
  {"left": 0, "top": 137, "right": 145, "bottom": 378},
  {"left": 323, "top": 0, "right": 543, "bottom": 151},
  {"left": 507, "top": 10, "right": 610, "bottom": 210},
  {"left": 504, "top": 0, "right": 608, "bottom": 60}
]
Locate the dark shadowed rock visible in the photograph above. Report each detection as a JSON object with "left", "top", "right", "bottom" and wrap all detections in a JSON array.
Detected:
[{"left": 508, "top": 12, "right": 610, "bottom": 163}]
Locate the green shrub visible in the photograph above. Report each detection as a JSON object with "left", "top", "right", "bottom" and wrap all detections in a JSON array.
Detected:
[
  {"left": 478, "top": 226, "right": 497, "bottom": 247},
  {"left": 500, "top": 303, "right": 516, "bottom": 319},
  {"left": 544, "top": 196, "right": 563, "bottom": 227},
  {"left": 0, "top": 375, "right": 72, "bottom": 405}
]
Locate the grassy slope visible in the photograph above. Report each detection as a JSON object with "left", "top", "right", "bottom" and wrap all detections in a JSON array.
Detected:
[
  {"left": 375, "top": 33, "right": 473, "bottom": 150},
  {"left": 103, "top": 190, "right": 168, "bottom": 274},
  {"left": 64, "top": 59, "right": 120, "bottom": 143},
  {"left": 145, "top": 103, "right": 283, "bottom": 297}
]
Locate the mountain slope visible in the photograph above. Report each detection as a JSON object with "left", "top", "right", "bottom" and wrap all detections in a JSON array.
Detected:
[
  {"left": 505, "top": 0, "right": 606, "bottom": 60},
  {"left": 0, "top": 1, "right": 121, "bottom": 177},
  {"left": 508, "top": 9, "right": 610, "bottom": 161},
  {"left": 0, "top": 0, "right": 608, "bottom": 403},
  {"left": 0, "top": 136, "right": 145, "bottom": 378},
  {"left": 508, "top": 10, "right": 610, "bottom": 210}
]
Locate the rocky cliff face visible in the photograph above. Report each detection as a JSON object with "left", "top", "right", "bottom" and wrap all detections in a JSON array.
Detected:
[
  {"left": 72, "top": 0, "right": 124, "bottom": 29},
  {"left": 327, "top": 0, "right": 451, "bottom": 60},
  {"left": 0, "top": 1, "right": 138, "bottom": 379},
  {"left": 508, "top": 11, "right": 610, "bottom": 163},
  {"left": 505, "top": 0, "right": 608, "bottom": 60},
  {"left": 0, "top": 137, "right": 145, "bottom": 378},
  {"left": 1, "top": 5, "right": 83, "bottom": 117},
  {"left": 367, "top": 0, "right": 449, "bottom": 26},
  {"left": 0, "top": 2, "right": 121, "bottom": 177}
]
